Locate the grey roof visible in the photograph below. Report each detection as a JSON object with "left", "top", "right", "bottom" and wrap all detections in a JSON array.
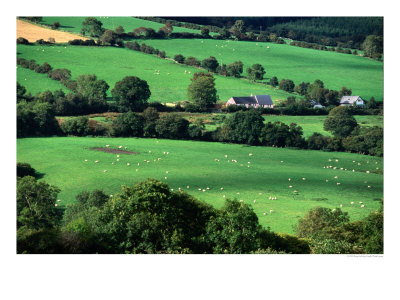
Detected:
[
  {"left": 231, "top": 97, "right": 258, "bottom": 105},
  {"left": 230, "top": 95, "right": 273, "bottom": 105},
  {"left": 340, "top": 96, "right": 363, "bottom": 104},
  {"left": 255, "top": 95, "right": 273, "bottom": 105}
]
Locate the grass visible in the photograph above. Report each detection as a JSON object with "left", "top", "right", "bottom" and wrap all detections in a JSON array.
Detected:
[
  {"left": 16, "top": 44, "right": 297, "bottom": 103},
  {"left": 17, "top": 66, "right": 68, "bottom": 94},
  {"left": 17, "top": 137, "right": 383, "bottom": 234},
  {"left": 139, "top": 38, "right": 383, "bottom": 101},
  {"left": 39, "top": 17, "right": 208, "bottom": 35}
]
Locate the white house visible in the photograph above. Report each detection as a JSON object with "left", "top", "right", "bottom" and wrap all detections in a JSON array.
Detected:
[
  {"left": 226, "top": 95, "right": 274, "bottom": 108},
  {"left": 340, "top": 96, "right": 365, "bottom": 107}
]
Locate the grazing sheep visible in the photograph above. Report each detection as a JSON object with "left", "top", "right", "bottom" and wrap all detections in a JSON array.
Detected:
[
  {"left": 95, "top": 160, "right": 99, "bottom": 163},
  {"left": 136, "top": 169, "right": 139, "bottom": 172},
  {"left": 55, "top": 204, "right": 58, "bottom": 207},
  {"left": 187, "top": 186, "right": 190, "bottom": 189},
  {"left": 302, "top": 178, "right": 306, "bottom": 180},
  {"left": 117, "top": 159, "right": 120, "bottom": 162},
  {"left": 325, "top": 180, "right": 329, "bottom": 182},
  {"left": 361, "top": 205, "right": 365, "bottom": 208},
  {"left": 289, "top": 185, "right": 293, "bottom": 188},
  {"left": 263, "top": 213, "right": 267, "bottom": 216},
  {"left": 84, "top": 159, "right": 88, "bottom": 162},
  {"left": 57, "top": 199, "right": 61, "bottom": 202},
  {"left": 337, "top": 182, "right": 341, "bottom": 185},
  {"left": 103, "top": 170, "right": 107, "bottom": 173},
  {"left": 351, "top": 202, "right": 354, "bottom": 205},
  {"left": 269, "top": 210, "right": 274, "bottom": 213},
  {"left": 127, "top": 163, "right": 130, "bottom": 166},
  {"left": 165, "top": 177, "right": 168, "bottom": 180},
  {"left": 117, "top": 155, "right": 120, "bottom": 158},
  {"left": 288, "top": 178, "right": 291, "bottom": 181}
]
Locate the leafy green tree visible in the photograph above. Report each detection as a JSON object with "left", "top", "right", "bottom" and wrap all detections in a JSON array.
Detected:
[
  {"left": 81, "top": 17, "right": 104, "bottom": 37},
  {"left": 187, "top": 72, "right": 218, "bottom": 112},
  {"left": 338, "top": 86, "right": 352, "bottom": 98},
  {"left": 111, "top": 111, "right": 144, "bottom": 137},
  {"left": 226, "top": 61, "right": 244, "bottom": 78},
  {"left": 223, "top": 110, "right": 264, "bottom": 145},
  {"left": 115, "top": 25, "right": 125, "bottom": 35},
  {"left": 111, "top": 76, "right": 151, "bottom": 112},
  {"left": 75, "top": 74, "right": 109, "bottom": 111},
  {"left": 296, "top": 206, "right": 350, "bottom": 239},
  {"left": 201, "top": 56, "right": 219, "bottom": 73},
  {"left": 269, "top": 76, "right": 279, "bottom": 87},
  {"left": 260, "top": 121, "right": 305, "bottom": 148},
  {"left": 142, "top": 107, "right": 160, "bottom": 137},
  {"left": 230, "top": 20, "right": 246, "bottom": 38},
  {"left": 17, "top": 176, "right": 61, "bottom": 230},
  {"left": 279, "top": 79, "right": 295, "bottom": 92},
  {"left": 60, "top": 116, "right": 89, "bottom": 136},
  {"left": 155, "top": 113, "right": 189, "bottom": 139},
  {"left": 294, "top": 81, "right": 309, "bottom": 95},
  {"left": 324, "top": 106, "right": 359, "bottom": 137},
  {"left": 361, "top": 35, "right": 383, "bottom": 58},
  {"left": 205, "top": 199, "right": 261, "bottom": 254},
  {"left": 100, "top": 29, "right": 118, "bottom": 45},
  {"left": 246, "top": 64, "right": 265, "bottom": 81}
]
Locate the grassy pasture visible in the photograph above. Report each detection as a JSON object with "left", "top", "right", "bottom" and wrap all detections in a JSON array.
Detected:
[
  {"left": 17, "top": 66, "right": 68, "bottom": 94},
  {"left": 16, "top": 44, "right": 297, "bottom": 103},
  {"left": 39, "top": 17, "right": 208, "bottom": 35},
  {"left": 17, "top": 137, "right": 383, "bottom": 234},
  {"left": 139, "top": 38, "right": 383, "bottom": 101}
]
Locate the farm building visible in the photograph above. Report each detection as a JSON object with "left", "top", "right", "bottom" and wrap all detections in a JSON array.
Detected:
[
  {"left": 340, "top": 96, "right": 365, "bottom": 107},
  {"left": 226, "top": 95, "right": 274, "bottom": 108}
]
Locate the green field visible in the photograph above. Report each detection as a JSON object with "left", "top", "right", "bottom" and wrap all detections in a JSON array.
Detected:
[
  {"left": 17, "top": 137, "right": 383, "bottom": 234},
  {"left": 262, "top": 115, "right": 383, "bottom": 138},
  {"left": 139, "top": 38, "right": 383, "bottom": 101},
  {"left": 39, "top": 17, "right": 209, "bottom": 35},
  {"left": 16, "top": 44, "right": 297, "bottom": 103}
]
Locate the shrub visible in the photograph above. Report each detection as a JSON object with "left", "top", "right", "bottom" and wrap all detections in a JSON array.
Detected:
[
  {"left": 60, "top": 116, "right": 89, "bottom": 136},
  {"left": 155, "top": 113, "right": 189, "bottom": 139},
  {"left": 17, "top": 37, "right": 30, "bottom": 44},
  {"left": 48, "top": 68, "right": 71, "bottom": 81},
  {"left": 17, "top": 162, "right": 36, "bottom": 178}
]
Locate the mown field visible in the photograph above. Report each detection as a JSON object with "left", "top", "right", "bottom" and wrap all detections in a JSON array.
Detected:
[
  {"left": 16, "top": 44, "right": 296, "bottom": 103},
  {"left": 140, "top": 38, "right": 383, "bottom": 101},
  {"left": 17, "top": 137, "right": 383, "bottom": 234}
]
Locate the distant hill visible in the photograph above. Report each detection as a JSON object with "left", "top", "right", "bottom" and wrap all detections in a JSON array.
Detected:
[{"left": 163, "top": 17, "right": 383, "bottom": 49}]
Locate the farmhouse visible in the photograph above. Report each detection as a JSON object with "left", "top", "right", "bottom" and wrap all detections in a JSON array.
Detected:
[
  {"left": 340, "top": 96, "right": 365, "bottom": 107},
  {"left": 226, "top": 95, "right": 274, "bottom": 108}
]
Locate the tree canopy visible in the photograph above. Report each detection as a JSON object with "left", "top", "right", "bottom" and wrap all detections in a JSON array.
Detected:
[{"left": 111, "top": 76, "right": 151, "bottom": 112}]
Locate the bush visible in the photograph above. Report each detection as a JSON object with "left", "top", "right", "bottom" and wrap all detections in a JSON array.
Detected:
[
  {"left": 60, "top": 117, "right": 89, "bottom": 136},
  {"left": 155, "top": 113, "right": 189, "bottom": 139},
  {"left": 48, "top": 68, "right": 71, "bottom": 81},
  {"left": 17, "top": 162, "right": 36, "bottom": 178},
  {"left": 174, "top": 54, "right": 185, "bottom": 64},
  {"left": 111, "top": 111, "right": 144, "bottom": 137},
  {"left": 17, "top": 37, "right": 30, "bottom": 44}
]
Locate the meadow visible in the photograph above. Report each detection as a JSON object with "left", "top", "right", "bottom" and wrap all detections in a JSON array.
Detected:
[
  {"left": 140, "top": 38, "right": 383, "bottom": 101},
  {"left": 17, "top": 137, "right": 383, "bottom": 234},
  {"left": 16, "top": 44, "right": 296, "bottom": 103},
  {"left": 39, "top": 17, "right": 210, "bottom": 35}
]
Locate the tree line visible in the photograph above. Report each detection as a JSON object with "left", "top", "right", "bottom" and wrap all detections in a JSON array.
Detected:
[{"left": 17, "top": 171, "right": 382, "bottom": 254}]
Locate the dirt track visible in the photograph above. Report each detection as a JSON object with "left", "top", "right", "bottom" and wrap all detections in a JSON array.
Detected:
[{"left": 16, "top": 19, "right": 88, "bottom": 43}]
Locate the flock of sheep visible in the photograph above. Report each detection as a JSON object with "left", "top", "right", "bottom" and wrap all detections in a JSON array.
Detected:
[{"left": 82, "top": 143, "right": 381, "bottom": 217}]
